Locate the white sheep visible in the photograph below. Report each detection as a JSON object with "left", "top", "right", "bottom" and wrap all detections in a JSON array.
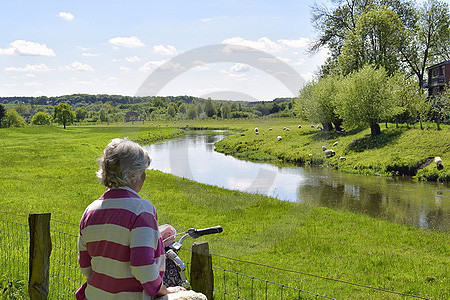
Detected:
[
  {"left": 285, "top": 128, "right": 290, "bottom": 131},
  {"left": 268, "top": 128, "right": 272, "bottom": 131},
  {"left": 435, "top": 157, "right": 443, "bottom": 168},
  {"left": 298, "top": 125, "right": 302, "bottom": 128},
  {"left": 283, "top": 127, "right": 287, "bottom": 130},
  {"left": 255, "top": 131, "right": 259, "bottom": 135},
  {"left": 310, "top": 125, "right": 315, "bottom": 128},
  {"left": 322, "top": 146, "right": 327, "bottom": 151},
  {"left": 324, "top": 149, "right": 335, "bottom": 157},
  {"left": 277, "top": 136, "right": 282, "bottom": 141},
  {"left": 255, "top": 127, "right": 259, "bottom": 133},
  {"left": 333, "top": 141, "right": 338, "bottom": 147},
  {"left": 339, "top": 156, "right": 346, "bottom": 161},
  {"left": 308, "top": 153, "right": 312, "bottom": 157},
  {"left": 156, "top": 290, "right": 207, "bottom": 300}
]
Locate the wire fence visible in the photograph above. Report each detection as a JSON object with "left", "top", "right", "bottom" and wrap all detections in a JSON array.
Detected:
[{"left": 0, "top": 211, "right": 432, "bottom": 300}]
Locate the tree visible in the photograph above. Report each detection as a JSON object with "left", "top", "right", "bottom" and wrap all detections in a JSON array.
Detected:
[
  {"left": 14, "top": 104, "right": 29, "bottom": 114},
  {"left": 75, "top": 107, "right": 87, "bottom": 122},
  {"left": 399, "top": 0, "right": 450, "bottom": 88},
  {"left": 221, "top": 104, "right": 231, "bottom": 119},
  {"left": 31, "top": 112, "right": 51, "bottom": 125},
  {"left": 3, "top": 109, "right": 26, "bottom": 128},
  {"left": 431, "top": 84, "right": 450, "bottom": 130},
  {"left": 0, "top": 104, "right": 5, "bottom": 126},
  {"left": 167, "top": 105, "right": 176, "bottom": 119},
  {"left": 99, "top": 108, "right": 108, "bottom": 123},
  {"left": 187, "top": 105, "right": 197, "bottom": 119},
  {"left": 310, "top": 0, "right": 418, "bottom": 77},
  {"left": 204, "top": 99, "right": 215, "bottom": 118},
  {"left": 178, "top": 103, "right": 187, "bottom": 115},
  {"left": 299, "top": 75, "right": 343, "bottom": 131},
  {"left": 388, "top": 72, "right": 430, "bottom": 129},
  {"left": 339, "top": 6, "right": 405, "bottom": 76},
  {"left": 336, "top": 65, "right": 395, "bottom": 136},
  {"left": 53, "top": 103, "right": 76, "bottom": 129}
]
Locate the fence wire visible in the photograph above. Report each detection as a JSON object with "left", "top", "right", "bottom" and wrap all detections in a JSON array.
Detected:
[
  {"left": 48, "top": 219, "right": 83, "bottom": 299},
  {"left": 0, "top": 212, "right": 29, "bottom": 298}
]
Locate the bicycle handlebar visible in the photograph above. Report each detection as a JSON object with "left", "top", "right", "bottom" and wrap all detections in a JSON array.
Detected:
[{"left": 188, "top": 226, "right": 223, "bottom": 238}]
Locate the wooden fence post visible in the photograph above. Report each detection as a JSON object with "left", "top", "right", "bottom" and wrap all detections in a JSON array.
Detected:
[
  {"left": 28, "top": 213, "right": 52, "bottom": 300},
  {"left": 190, "top": 241, "right": 214, "bottom": 300}
]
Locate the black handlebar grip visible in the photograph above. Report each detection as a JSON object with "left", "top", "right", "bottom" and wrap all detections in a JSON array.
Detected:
[{"left": 188, "top": 226, "right": 223, "bottom": 238}]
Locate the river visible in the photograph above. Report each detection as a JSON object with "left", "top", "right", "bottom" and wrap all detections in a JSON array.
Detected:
[{"left": 144, "top": 131, "right": 449, "bottom": 231}]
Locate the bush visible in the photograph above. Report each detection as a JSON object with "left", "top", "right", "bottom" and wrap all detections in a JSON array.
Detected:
[
  {"left": 31, "top": 112, "right": 51, "bottom": 125},
  {"left": 2, "top": 109, "right": 26, "bottom": 128}
]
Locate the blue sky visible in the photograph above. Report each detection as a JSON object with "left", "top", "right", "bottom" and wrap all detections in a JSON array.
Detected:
[{"left": 0, "top": 0, "right": 445, "bottom": 100}]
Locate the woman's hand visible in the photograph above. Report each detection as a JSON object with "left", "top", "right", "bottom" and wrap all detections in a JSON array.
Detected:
[{"left": 167, "top": 286, "right": 187, "bottom": 293}]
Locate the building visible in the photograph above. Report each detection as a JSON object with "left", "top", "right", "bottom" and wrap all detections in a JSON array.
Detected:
[
  {"left": 426, "top": 61, "right": 450, "bottom": 96},
  {"left": 125, "top": 111, "right": 139, "bottom": 122}
]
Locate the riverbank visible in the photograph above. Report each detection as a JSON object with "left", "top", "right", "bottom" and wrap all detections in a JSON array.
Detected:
[
  {"left": 181, "top": 118, "right": 450, "bottom": 182},
  {"left": 0, "top": 125, "right": 448, "bottom": 299}
]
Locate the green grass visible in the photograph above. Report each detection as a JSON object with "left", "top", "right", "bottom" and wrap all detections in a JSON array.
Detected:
[
  {"left": 189, "top": 118, "right": 450, "bottom": 182},
  {"left": 0, "top": 123, "right": 449, "bottom": 299}
]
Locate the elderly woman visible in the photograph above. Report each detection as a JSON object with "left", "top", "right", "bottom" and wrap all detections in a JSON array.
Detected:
[{"left": 76, "top": 138, "right": 182, "bottom": 299}]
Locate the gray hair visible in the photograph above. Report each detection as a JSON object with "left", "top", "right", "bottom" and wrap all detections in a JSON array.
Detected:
[{"left": 96, "top": 138, "right": 151, "bottom": 188}]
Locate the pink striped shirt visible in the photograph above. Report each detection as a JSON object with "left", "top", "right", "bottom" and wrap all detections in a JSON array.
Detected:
[{"left": 76, "top": 187, "right": 165, "bottom": 300}]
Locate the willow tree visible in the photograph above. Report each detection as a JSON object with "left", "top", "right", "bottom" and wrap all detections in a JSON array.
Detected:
[
  {"left": 298, "top": 75, "right": 343, "bottom": 131},
  {"left": 336, "top": 65, "right": 394, "bottom": 136}
]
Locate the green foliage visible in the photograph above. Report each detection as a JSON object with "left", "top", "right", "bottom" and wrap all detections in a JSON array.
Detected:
[
  {"left": 75, "top": 107, "right": 87, "bottom": 122},
  {"left": 339, "top": 6, "right": 404, "bottom": 75},
  {"left": 31, "top": 112, "right": 51, "bottom": 125},
  {"left": 167, "top": 105, "right": 176, "bottom": 118},
  {"left": 0, "top": 276, "right": 27, "bottom": 299},
  {"left": 298, "top": 75, "right": 342, "bottom": 130},
  {"left": 53, "top": 103, "right": 76, "bottom": 129},
  {"left": 204, "top": 99, "right": 215, "bottom": 117},
  {"left": 187, "top": 105, "right": 198, "bottom": 119},
  {"left": 335, "top": 65, "right": 394, "bottom": 135},
  {"left": 2, "top": 109, "right": 26, "bottom": 128},
  {"left": 0, "top": 104, "right": 5, "bottom": 122}
]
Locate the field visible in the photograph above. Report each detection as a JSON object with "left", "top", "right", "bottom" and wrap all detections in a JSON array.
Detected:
[{"left": 0, "top": 122, "right": 449, "bottom": 299}]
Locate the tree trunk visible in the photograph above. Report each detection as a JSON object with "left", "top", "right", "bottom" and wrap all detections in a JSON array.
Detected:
[
  {"left": 333, "top": 119, "right": 343, "bottom": 131},
  {"left": 420, "top": 120, "right": 423, "bottom": 130},
  {"left": 322, "top": 122, "right": 333, "bottom": 131},
  {"left": 370, "top": 123, "right": 381, "bottom": 136}
]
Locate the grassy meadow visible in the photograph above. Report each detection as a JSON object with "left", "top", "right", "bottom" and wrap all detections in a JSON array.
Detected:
[{"left": 0, "top": 122, "right": 449, "bottom": 299}]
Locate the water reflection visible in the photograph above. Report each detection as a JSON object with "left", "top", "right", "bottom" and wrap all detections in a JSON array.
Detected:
[{"left": 144, "top": 132, "right": 449, "bottom": 231}]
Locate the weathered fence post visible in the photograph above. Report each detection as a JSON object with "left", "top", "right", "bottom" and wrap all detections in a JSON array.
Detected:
[
  {"left": 190, "top": 241, "right": 214, "bottom": 300},
  {"left": 28, "top": 213, "right": 52, "bottom": 300}
]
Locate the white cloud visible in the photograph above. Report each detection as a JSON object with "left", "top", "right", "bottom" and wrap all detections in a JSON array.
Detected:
[
  {"left": 120, "top": 66, "right": 131, "bottom": 72},
  {"left": 25, "top": 73, "right": 36, "bottom": 78},
  {"left": 278, "top": 38, "right": 312, "bottom": 49},
  {"left": 125, "top": 55, "right": 141, "bottom": 62},
  {"left": 59, "top": 61, "right": 93, "bottom": 72},
  {"left": 78, "top": 46, "right": 89, "bottom": 51},
  {"left": 222, "top": 37, "right": 282, "bottom": 53},
  {"left": 222, "top": 37, "right": 313, "bottom": 53},
  {"left": 25, "top": 81, "right": 43, "bottom": 87},
  {"left": 231, "top": 63, "right": 250, "bottom": 73},
  {"left": 153, "top": 45, "right": 179, "bottom": 56},
  {"left": 201, "top": 16, "right": 227, "bottom": 23},
  {"left": 139, "top": 60, "right": 184, "bottom": 72},
  {"left": 0, "top": 40, "right": 55, "bottom": 56},
  {"left": 5, "top": 64, "right": 52, "bottom": 72},
  {"left": 109, "top": 36, "right": 145, "bottom": 48},
  {"left": 82, "top": 52, "right": 102, "bottom": 57},
  {"left": 58, "top": 12, "right": 74, "bottom": 21}
]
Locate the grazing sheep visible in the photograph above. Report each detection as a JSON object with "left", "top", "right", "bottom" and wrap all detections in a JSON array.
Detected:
[
  {"left": 324, "top": 149, "right": 335, "bottom": 157},
  {"left": 322, "top": 146, "right": 327, "bottom": 151},
  {"left": 339, "top": 156, "right": 346, "bottom": 161},
  {"left": 255, "top": 131, "right": 259, "bottom": 135},
  {"left": 255, "top": 127, "right": 259, "bottom": 133},
  {"left": 268, "top": 128, "right": 272, "bottom": 131},
  {"left": 173, "top": 121, "right": 176, "bottom": 124},
  {"left": 333, "top": 141, "right": 338, "bottom": 147},
  {"left": 309, "top": 154, "right": 312, "bottom": 157},
  {"left": 156, "top": 290, "right": 207, "bottom": 300},
  {"left": 435, "top": 157, "right": 443, "bottom": 168},
  {"left": 286, "top": 128, "right": 290, "bottom": 131},
  {"left": 277, "top": 136, "right": 282, "bottom": 141},
  {"left": 298, "top": 125, "right": 302, "bottom": 128},
  {"left": 283, "top": 127, "right": 287, "bottom": 130},
  {"left": 310, "top": 125, "right": 315, "bottom": 128}
]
